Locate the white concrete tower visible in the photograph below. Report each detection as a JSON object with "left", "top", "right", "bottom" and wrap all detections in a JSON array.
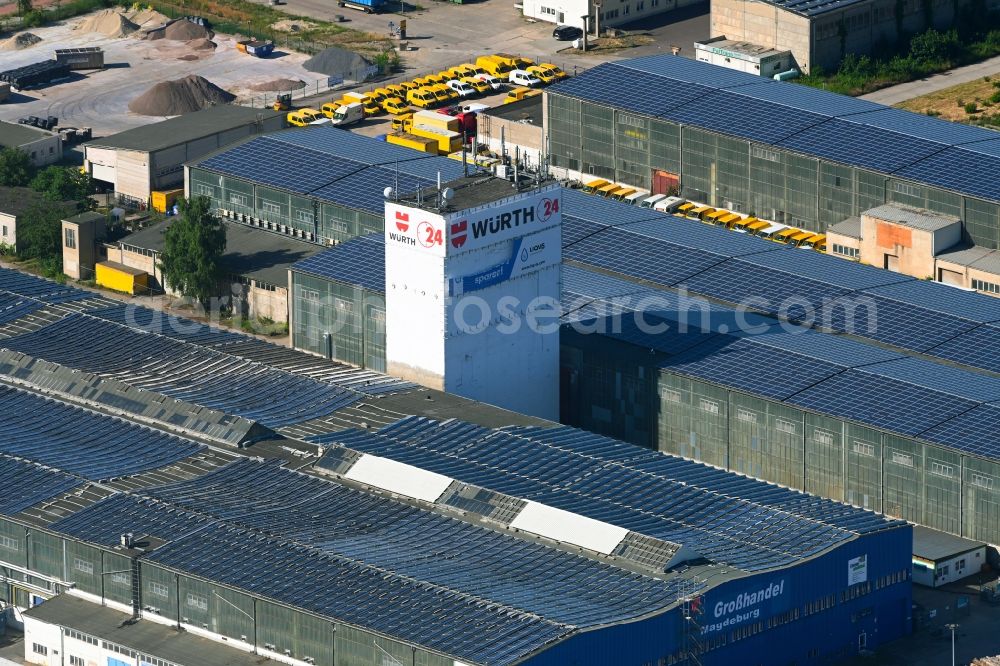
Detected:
[{"left": 384, "top": 174, "right": 561, "bottom": 420}]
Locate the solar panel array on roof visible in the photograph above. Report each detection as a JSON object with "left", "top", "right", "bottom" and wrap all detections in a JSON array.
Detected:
[
  {"left": 0, "top": 292, "right": 42, "bottom": 326},
  {"left": 0, "top": 267, "right": 93, "bottom": 304},
  {"left": 549, "top": 55, "right": 1000, "bottom": 204},
  {"left": 292, "top": 233, "right": 385, "bottom": 292},
  {"left": 0, "top": 384, "right": 204, "bottom": 480},
  {"left": 1, "top": 314, "right": 361, "bottom": 428},
  {"left": 0, "top": 456, "right": 81, "bottom": 516},
  {"left": 50, "top": 494, "right": 210, "bottom": 546}
]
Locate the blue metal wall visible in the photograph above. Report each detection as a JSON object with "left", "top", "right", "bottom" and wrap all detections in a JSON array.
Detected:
[{"left": 523, "top": 525, "right": 912, "bottom": 666}]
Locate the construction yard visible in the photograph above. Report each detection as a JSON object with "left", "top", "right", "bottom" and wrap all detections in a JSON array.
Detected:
[{"left": 0, "top": 8, "right": 329, "bottom": 135}]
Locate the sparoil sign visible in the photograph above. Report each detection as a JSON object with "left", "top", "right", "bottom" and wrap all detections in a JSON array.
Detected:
[{"left": 701, "top": 579, "right": 787, "bottom": 635}]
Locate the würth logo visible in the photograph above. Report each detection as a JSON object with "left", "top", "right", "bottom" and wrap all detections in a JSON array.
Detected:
[
  {"left": 451, "top": 220, "right": 467, "bottom": 248},
  {"left": 395, "top": 210, "right": 410, "bottom": 233}
]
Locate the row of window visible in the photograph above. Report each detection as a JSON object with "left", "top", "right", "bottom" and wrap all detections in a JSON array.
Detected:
[
  {"left": 832, "top": 243, "right": 860, "bottom": 258},
  {"left": 972, "top": 278, "right": 1000, "bottom": 294},
  {"left": 122, "top": 243, "right": 156, "bottom": 258},
  {"left": 0, "top": 535, "right": 19, "bottom": 551},
  {"left": 59, "top": 628, "right": 178, "bottom": 666},
  {"left": 874, "top": 569, "right": 909, "bottom": 590},
  {"left": 64, "top": 628, "right": 99, "bottom": 646}
]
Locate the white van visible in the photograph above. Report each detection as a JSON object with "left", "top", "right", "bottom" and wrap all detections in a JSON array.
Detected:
[
  {"left": 640, "top": 194, "right": 668, "bottom": 208},
  {"left": 623, "top": 191, "right": 648, "bottom": 205},
  {"left": 447, "top": 79, "right": 477, "bottom": 98},
  {"left": 752, "top": 222, "right": 788, "bottom": 240},
  {"left": 653, "top": 196, "right": 686, "bottom": 214},
  {"left": 509, "top": 69, "right": 542, "bottom": 87}
]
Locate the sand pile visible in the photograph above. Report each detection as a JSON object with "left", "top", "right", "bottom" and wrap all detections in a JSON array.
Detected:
[
  {"left": 75, "top": 9, "right": 139, "bottom": 37},
  {"left": 126, "top": 8, "right": 168, "bottom": 27},
  {"left": 128, "top": 75, "right": 235, "bottom": 116},
  {"left": 0, "top": 32, "right": 42, "bottom": 50},
  {"left": 187, "top": 38, "right": 217, "bottom": 50},
  {"left": 271, "top": 19, "right": 316, "bottom": 32},
  {"left": 249, "top": 78, "right": 306, "bottom": 92}
]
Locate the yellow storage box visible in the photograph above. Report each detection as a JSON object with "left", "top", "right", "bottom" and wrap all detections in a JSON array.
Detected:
[
  {"left": 151, "top": 189, "right": 183, "bottom": 214},
  {"left": 96, "top": 261, "right": 148, "bottom": 295}
]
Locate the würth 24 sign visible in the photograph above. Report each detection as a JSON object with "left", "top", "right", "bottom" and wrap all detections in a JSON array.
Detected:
[{"left": 384, "top": 191, "right": 561, "bottom": 256}]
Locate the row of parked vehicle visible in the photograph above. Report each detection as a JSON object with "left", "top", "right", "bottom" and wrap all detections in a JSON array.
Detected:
[{"left": 580, "top": 178, "right": 828, "bottom": 251}]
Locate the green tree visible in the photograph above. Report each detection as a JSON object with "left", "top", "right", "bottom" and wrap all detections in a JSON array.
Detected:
[
  {"left": 30, "top": 166, "right": 94, "bottom": 208},
  {"left": 15, "top": 202, "right": 75, "bottom": 275},
  {"left": 16, "top": 0, "right": 31, "bottom": 16},
  {"left": 158, "top": 196, "right": 226, "bottom": 307},
  {"left": 0, "top": 147, "right": 36, "bottom": 187}
]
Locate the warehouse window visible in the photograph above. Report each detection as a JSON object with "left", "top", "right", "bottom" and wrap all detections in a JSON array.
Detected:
[
  {"left": 737, "top": 408, "right": 757, "bottom": 423},
  {"left": 103, "top": 641, "right": 136, "bottom": 658},
  {"left": 186, "top": 593, "right": 208, "bottom": 611},
  {"left": 660, "top": 388, "right": 681, "bottom": 403},
  {"left": 64, "top": 629, "right": 98, "bottom": 646},
  {"left": 832, "top": 244, "right": 859, "bottom": 259},
  {"left": 260, "top": 201, "right": 281, "bottom": 217},
  {"left": 699, "top": 398, "right": 720, "bottom": 414},
  {"left": 852, "top": 440, "right": 875, "bottom": 457},
  {"left": 70, "top": 656, "right": 85, "bottom": 666},
  {"left": 73, "top": 557, "right": 93, "bottom": 575},
  {"left": 32, "top": 644, "right": 47, "bottom": 656},
  {"left": 64, "top": 227, "right": 76, "bottom": 249},
  {"left": 891, "top": 451, "right": 913, "bottom": 467},
  {"left": 150, "top": 582, "right": 169, "bottom": 598},
  {"left": 972, "top": 278, "right": 1000, "bottom": 294},
  {"left": 813, "top": 429, "right": 834, "bottom": 446},
  {"left": 2, "top": 225, "right": 6, "bottom": 237},
  {"left": 930, "top": 461, "right": 954, "bottom": 478},
  {"left": 111, "top": 572, "right": 129, "bottom": 584},
  {"left": 228, "top": 193, "right": 248, "bottom": 207},
  {"left": 0, "top": 535, "right": 18, "bottom": 551},
  {"left": 775, "top": 418, "right": 797, "bottom": 434},
  {"left": 751, "top": 145, "right": 780, "bottom": 163},
  {"left": 295, "top": 210, "right": 314, "bottom": 225},
  {"left": 972, "top": 473, "right": 994, "bottom": 489},
  {"left": 195, "top": 184, "right": 214, "bottom": 197}
]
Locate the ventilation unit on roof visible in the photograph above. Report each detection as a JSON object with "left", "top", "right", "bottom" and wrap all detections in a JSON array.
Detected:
[{"left": 120, "top": 532, "right": 134, "bottom": 548}]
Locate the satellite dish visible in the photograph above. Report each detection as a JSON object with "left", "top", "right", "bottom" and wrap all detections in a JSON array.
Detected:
[
  {"left": 383, "top": 186, "right": 394, "bottom": 199},
  {"left": 441, "top": 187, "right": 455, "bottom": 201}
]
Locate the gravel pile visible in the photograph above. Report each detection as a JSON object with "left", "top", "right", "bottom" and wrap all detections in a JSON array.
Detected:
[
  {"left": 303, "top": 46, "right": 372, "bottom": 77},
  {"left": 249, "top": 78, "right": 306, "bottom": 92},
  {"left": 145, "top": 18, "right": 214, "bottom": 41},
  {"left": 128, "top": 75, "right": 235, "bottom": 116},
  {"left": 0, "top": 32, "right": 42, "bottom": 50},
  {"left": 187, "top": 38, "right": 217, "bottom": 51}
]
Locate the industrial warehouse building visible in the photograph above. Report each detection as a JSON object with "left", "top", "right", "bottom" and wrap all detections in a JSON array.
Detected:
[
  {"left": 84, "top": 105, "right": 285, "bottom": 207},
  {"left": 0, "top": 120, "right": 62, "bottom": 168},
  {"left": 0, "top": 267, "right": 912, "bottom": 666},
  {"left": 710, "top": 0, "right": 997, "bottom": 74},
  {"left": 191, "top": 126, "right": 1000, "bottom": 549},
  {"left": 545, "top": 54, "right": 1000, "bottom": 250}
]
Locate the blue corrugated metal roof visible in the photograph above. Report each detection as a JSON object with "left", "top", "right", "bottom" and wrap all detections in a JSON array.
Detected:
[
  {"left": 291, "top": 233, "right": 385, "bottom": 291},
  {"left": 549, "top": 55, "right": 1000, "bottom": 204}
]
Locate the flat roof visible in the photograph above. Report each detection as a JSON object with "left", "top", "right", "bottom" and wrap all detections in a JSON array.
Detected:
[
  {"left": 695, "top": 37, "right": 789, "bottom": 58},
  {"left": 85, "top": 105, "right": 284, "bottom": 153},
  {"left": 483, "top": 94, "right": 543, "bottom": 123},
  {"left": 121, "top": 220, "right": 321, "bottom": 286},
  {"left": 24, "top": 594, "right": 268, "bottom": 666},
  {"left": 863, "top": 203, "right": 960, "bottom": 232},
  {"left": 913, "top": 525, "right": 985, "bottom": 562},
  {"left": 399, "top": 173, "right": 549, "bottom": 212},
  {"left": 0, "top": 120, "right": 55, "bottom": 148},
  {"left": 828, "top": 216, "right": 861, "bottom": 239},
  {"left": 936, "top": 245, "right": 1000, "bottom": 275},
  {"left": 65, "top": 211, "right": 106, "bottom": 226},
  {"left": 99, "top": 260, "right": 146, "bottom": 276}
]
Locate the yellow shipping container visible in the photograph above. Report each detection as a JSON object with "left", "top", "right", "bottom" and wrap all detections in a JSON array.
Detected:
[
  {"left": 96, "top": 261, "right": 148, "bottom": 295},
  {"left": 151, "top": 188, "right": 184, "bottom": 214},
  {"left": 386, "top": 132, "right": 439, "bottom": 154}
]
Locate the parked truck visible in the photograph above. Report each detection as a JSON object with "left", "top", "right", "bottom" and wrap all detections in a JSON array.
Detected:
[
  {"left": 337, "top": 0, "right": 386, "bottom": 13},
  {"left": 331, "top": 102, "right": 365, "bottom": 127}
]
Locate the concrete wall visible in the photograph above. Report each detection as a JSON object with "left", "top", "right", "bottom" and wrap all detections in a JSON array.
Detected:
[
  {"left": 22, "top": 614, "right": 60, "bottom": 666},
  {"left": 478, "top": 114, "right": 544, "bottom": 166},
  {"left": 19, "top": 134, "right": 62, "bottom": 168},
  {"left": 711, "top": 0, "right": 812, "bottom": 71},
  {"left": 712, "top": 0, "right": 984, "bottom": 74},
  {"left": 240, "top": 281, "right": 289, "bottom": 324},
  {"left": 523, "top": 0, "right": 702, "bottom": 30}
]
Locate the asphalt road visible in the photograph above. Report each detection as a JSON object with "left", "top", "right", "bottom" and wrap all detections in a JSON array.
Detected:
[
  {"left": 861, "top": 53, "right": 1000, "bottom": 105},
  {"left": 258, "top": 0, "right": 709, "bottom": 81}
]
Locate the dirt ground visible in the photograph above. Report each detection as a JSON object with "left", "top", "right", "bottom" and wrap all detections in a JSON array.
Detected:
[
  {"left": 0, "top": 13, "right": 328, "bottom": 136},
  {"left": 897, "top": 75, "right": 1000, "bottom": 122}
]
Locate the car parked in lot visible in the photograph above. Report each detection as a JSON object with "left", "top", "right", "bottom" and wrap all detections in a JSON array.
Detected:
[
  {"left": 447, "top": 79, "right": 477, "bottom": 98},
  {"left": 474, "top": 73, "right": 504, "bottom": 91},
  {"left": 553, "top": 24, "right": 583, "bottom": 40}
]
